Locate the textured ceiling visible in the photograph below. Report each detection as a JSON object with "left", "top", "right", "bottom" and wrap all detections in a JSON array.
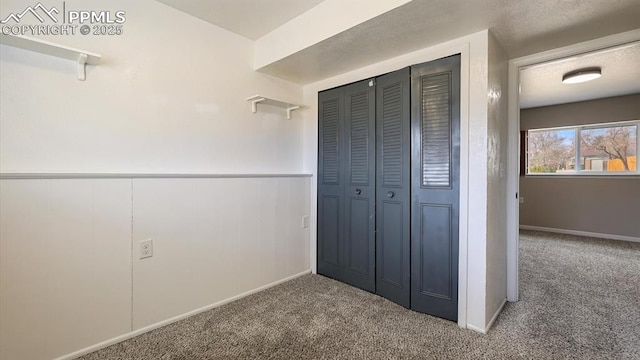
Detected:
[
  {"left": 258, "top": 0, "right": 640, "bottom": 84},
  {"left": 154, "top": 0, "right": 324, "bottom": 40},
  {"left": 520, "top": 42, "right": 640, "bottom": 109},
  {"left": 154, "top": 0, "right": 640, "bottom": 107}
]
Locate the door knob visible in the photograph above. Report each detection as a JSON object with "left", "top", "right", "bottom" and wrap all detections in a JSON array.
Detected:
[
  {"left": 354, "top": 189, "right": 362, "bottom": 195},
  {"left": 387, "top": 191, "right": 395, "bottom": 198}
]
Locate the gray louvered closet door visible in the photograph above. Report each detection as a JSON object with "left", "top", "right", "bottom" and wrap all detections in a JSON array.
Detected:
[
  {"left": 375, "top": 67, "right": 411, "bottom": 308},
  {"left": 317, "top": 87, "right": 344, "bottom": 281},
  {"left": 317, "top": 79, "right": 376, "bottom": 292},
  {"left": 410, "top": 55, "right": 460, "bottom": 321},
  {"left": 342, "top": 80, "right": 376, "bottom": 291}
]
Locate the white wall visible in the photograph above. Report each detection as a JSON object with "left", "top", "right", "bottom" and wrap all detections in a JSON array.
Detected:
[
  {"left": 0, "top": 0, "right": 303, "bottom": 174},
  {"left": 0, "top": 1, "right": 310, "bottom": 359},
  {"left": 485, "top": 32, "right": 509, "bottom": 327},
  {"left": 302, "top": 30, "right": 495, "bottom": 331}
]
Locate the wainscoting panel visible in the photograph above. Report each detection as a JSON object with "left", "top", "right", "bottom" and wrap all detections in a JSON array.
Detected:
[
  {"left": 131, "top": 177, "right": 311, "bottom": 329},
  {"left": 0, "top": 179, "right": 132, "bottom": 360},
  {"left": 0, "top": 175, "right": 311, "bottom": 360}
]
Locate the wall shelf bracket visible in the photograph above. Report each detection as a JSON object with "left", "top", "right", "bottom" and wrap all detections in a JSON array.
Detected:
[
  {"left": 0, "top": 34, "right": 101, "bottom": 81},
  {"left": 77, "top": 53, "right": 88, "bottom": 81},
  {"left": 286, "top": 105, "right": 300, "bottom": 120},
  {"left": 246, "top": 95, "right": 303, "bottom": 119},
  {"left": 249, "top": 97, "right": 266, "bottom": 113}
]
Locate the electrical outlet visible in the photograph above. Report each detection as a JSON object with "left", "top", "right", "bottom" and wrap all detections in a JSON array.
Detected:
[
  {"left": 139, "top": 239, "right": 153, "bottom": 259},
  {"left": 302, "top": 215, "right": 310, "bottom": 229}
]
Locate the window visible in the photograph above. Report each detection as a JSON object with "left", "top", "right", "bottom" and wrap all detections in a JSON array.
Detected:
[{"left": 525, "top": 121, "right": 638, "bottom": 175}]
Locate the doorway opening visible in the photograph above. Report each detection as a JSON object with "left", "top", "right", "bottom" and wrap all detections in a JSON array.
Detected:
[{"left": 506, "top": 30, "right": 640, "bottom": 301}]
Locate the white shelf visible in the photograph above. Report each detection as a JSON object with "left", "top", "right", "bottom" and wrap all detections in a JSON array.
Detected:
[
  {"left": 0, "top": 34, "right": 101, "bottom": 81},
  {"left": 246, "top": 95, "right": 302, "bottom": 119}
]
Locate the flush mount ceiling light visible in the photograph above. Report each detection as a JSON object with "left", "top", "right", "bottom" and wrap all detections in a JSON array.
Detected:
[{"left": 562, "top": 67, "right": 602, "bottom": 84}]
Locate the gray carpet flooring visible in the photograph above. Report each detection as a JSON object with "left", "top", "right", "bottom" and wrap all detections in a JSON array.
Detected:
[{"left": 80, "top": 231, "right": 640, "bottom": 359}]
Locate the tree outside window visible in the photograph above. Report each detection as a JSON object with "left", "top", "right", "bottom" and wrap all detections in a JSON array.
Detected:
[{"left": 580, "top": 125, "right": 637, "bottom": 172}]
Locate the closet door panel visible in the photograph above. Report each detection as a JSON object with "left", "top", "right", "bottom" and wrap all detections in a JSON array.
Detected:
[
  {"left": 419, "top": 204, "right": 453, "bottom": 298},
  {"left": 410, "top": 55, "right": 461, "bottom": 321},
  {"left": 342, "top": 80, "right": 376, "bottom": 291},
  {"left": 376, "top": 67, "right": 411, "bottom": 308},
  {"left": 379, "top": 201, "right": 404, "bottom": 286},
  {"left": 319, "top": 196, "right": 340, "bottom": 265},
  {"left": 317, "top": 88, "right": 344, "bottom": 280}
]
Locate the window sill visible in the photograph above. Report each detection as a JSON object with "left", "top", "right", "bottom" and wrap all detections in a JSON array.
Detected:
[{"left": 523, "top": 173, "right": 640, "bottom": 178}]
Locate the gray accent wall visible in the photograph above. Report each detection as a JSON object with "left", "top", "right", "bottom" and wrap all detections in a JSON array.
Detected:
[
  {"left": 520, "top": 94, "right": 640, "bottom": 238},
  {"left": 521, "top": 93, "right": 640, "bottom": 130}
]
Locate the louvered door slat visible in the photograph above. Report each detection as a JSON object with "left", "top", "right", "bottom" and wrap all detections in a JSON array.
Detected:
[
  {"left": 322, "top": 99, "right": 340, "bottom": 184},
  {"left": 350, "top": 92, "right": 370, "bottom": 185},
  {"left": 381, "top": 83, "right": 403, "bottom": 187},
  {"left": 421, "top": 73, "right": 452, "bottom": 188}
]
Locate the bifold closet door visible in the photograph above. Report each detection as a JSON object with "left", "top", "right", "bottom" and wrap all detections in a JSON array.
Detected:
[
  {"left": 318, "top": 57, "right": 460, "bottom": 321},
  {"left": 343, "top": 80, "right": 376, "bottom": 291},
  {"left": 317, "top": 79, "right": 376, "bottom": 292},
  {"left": 375, "top": 67, "right": 411, "bottom": 308},
  {"left": 410, "top": 55, "right": 461, "bottom": 321},
  {"left": 317, "top": 87, "right": 344, "bottom": 281}
]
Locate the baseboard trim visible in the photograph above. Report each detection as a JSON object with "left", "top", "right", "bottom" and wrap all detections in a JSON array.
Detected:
[
  {"left": 466, "top": 298, "right": 507, "bottom": 334},
  {"left": 466, "top": 323, "right": 486, "bottom": 334},
  {"left": 519, "top": 225, "right": 640, "bottom": 243},
  {"left": 54, "top": 270, "right": 312, "bottom": 360},
  {"left": 486, "top": 298, "right": 507, "bottom": 332}
]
